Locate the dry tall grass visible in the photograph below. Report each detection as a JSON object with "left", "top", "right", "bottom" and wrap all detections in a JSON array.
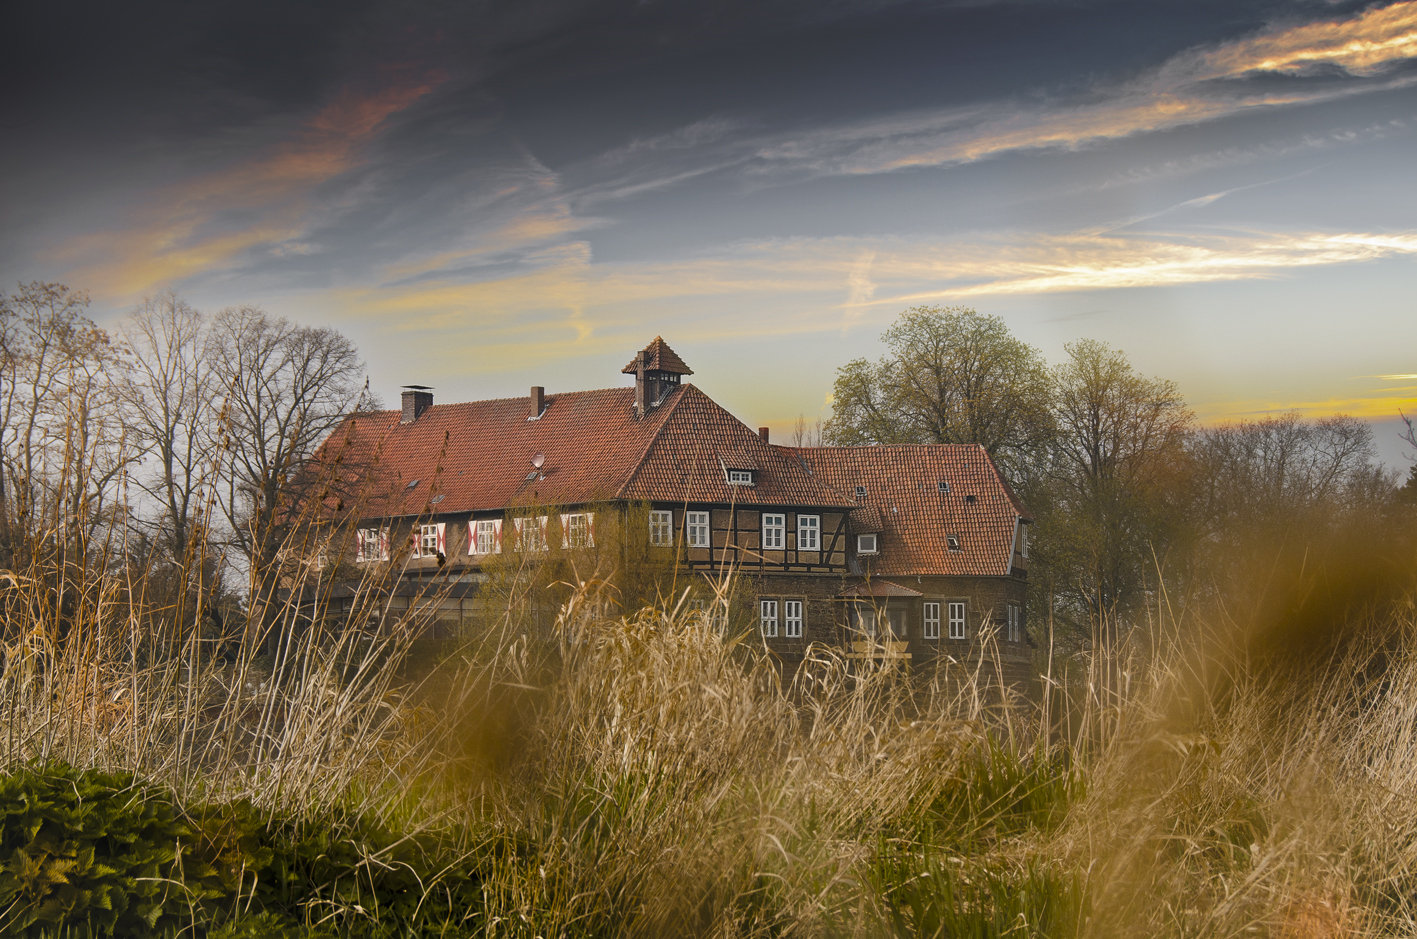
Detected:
[{"left": 3, "top": 510, "right": 1417, "bottom": 936}]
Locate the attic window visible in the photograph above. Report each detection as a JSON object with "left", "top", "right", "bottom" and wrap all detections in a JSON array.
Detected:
[
  {"left": 964, "top": 494, "right": 976, "bottom": 504},
  {"left": 405, "top": 479, "right": 419, "bottom": 490},
  {"left": 727, "top": 469, "right": 754, "bottom": 486},
  {"left": 857, "top": 533, "right": 878, "bottom": 555},
  {"left": 430, "top": 494, "right": 445, "bottom": 504},
  {"left": 854, "top": 486, "right": 867, "bottom": 499},
  {"left": 946, "top": 533, "right": 961, "bottom": 552},
  {"left": 938, "top": 480, "right": 950, "bottom": 494}
]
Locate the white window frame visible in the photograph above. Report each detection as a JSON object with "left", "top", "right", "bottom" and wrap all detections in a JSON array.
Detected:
[
  {"left": 649, "top": 510, "right": 673, "bottom": 546},
  {"left": 1007, "top": 602, "right": 1022, "bottom": 643},
  {"left": 923, "top": 601, "right": 941, "bottom": 640},
  {"left": 762, "top": 513, "right": 785, "bottom": 550},
  {"left": 1020, "top": 523, "right": 1029, "bottom": 559},
  {"left": 784, "top": 599, "right": 803, "bottom": 638},
  {"left": 356, "top": 528, "right": 389, "bottom": 563},
  {"left": 857, "top": 532, "right": 878, "bottom": 555},
  {"left": 470, "top": 518, "right": 502, "bottom": 555},
  {"left": 759, "top": 599, "right": 779, "bottom": 638},
  {"left": 686, "top": 511, "right": 710, "bottom": 548},
  {"left": 947, "top": 533, "right": 961, "bottom": 552},
  {"left": 948, "top": 601, "right": 967, "bottom": 640},
  {"left": 415, "top": 522, "right": 444, "bottom": 559},
  {"left": 561, "top": 512, "right": 595, "bottom": 548},
  {"left": 727, "top": 469, "right": 753, "bottom": 485},
  {"left": 516, "top": 516, "right": 549, "bottom": 552},
  {"left": 797, "top": 515, "right": 820, "bottom": 551}
]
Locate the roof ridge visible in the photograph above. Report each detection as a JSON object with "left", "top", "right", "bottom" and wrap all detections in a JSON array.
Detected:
[{"left": 613, "top": 383, "right": 696, "bottom": 499}]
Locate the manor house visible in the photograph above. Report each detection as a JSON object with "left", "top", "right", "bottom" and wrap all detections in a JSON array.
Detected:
[{"left": 314, "top": 337, "right": 1033, "bottom": 682}]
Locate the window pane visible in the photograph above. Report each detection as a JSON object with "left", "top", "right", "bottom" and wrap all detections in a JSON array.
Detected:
[
  {"left": 760, "top": 599, "right": 778, "bottom": 637},
  {"left": 785, "top": 600, "right": 803, "bottom": 638},
  {"left": 924, "top": 602, "right": 940, "bottom": 639},
  {"left": 763, "top": 513, "right": 784, "bottom": 550},
  {"left": 687, "top": 512, "right": 710, "bottom": 547},
  {"left": 798, "top": 515, "right": 819, "bottom": 551},
  {"left": 948, "top": 602, "right": 966, "bottom": 639}
]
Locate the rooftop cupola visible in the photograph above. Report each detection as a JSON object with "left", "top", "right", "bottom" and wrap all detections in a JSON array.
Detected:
[{"left": 622, "top": 336, "right": 692, "bottom": 418}]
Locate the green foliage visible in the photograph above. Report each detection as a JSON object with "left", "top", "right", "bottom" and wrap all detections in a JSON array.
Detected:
[
  {"left": 928, "top": 738, "right": 1085, "bottom": 848},
  {"left": 0, "top": 764, "right": 485, "bottom": 938},
  {"left": 870, "top": 849, "right": 1088, "bottom": 939}
]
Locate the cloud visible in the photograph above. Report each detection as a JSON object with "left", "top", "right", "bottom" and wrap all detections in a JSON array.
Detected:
[
  {"left": 749, "top": 2, "right": 1417, "bottom": 177},
  {"left": 50, "top": 69, "right": 447, "bottom": 299},
  {"left": 323, "top": 223, "right": 1417, "bottom": 379}
]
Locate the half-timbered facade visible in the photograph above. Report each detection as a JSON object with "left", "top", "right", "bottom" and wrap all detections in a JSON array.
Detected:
[{"left": 313, "top": 337, "right": 1033, "bottom": 682}]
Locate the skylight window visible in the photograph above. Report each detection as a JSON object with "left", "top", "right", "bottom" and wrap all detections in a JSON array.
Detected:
[
  {"left": 405, "top": 479, "right": 419, "bottom": 490},
  {"left": 430, "top": 494, "right": 445, "bottom": 504},
  {"left": 938, "top": 480, "right": 950, "bottom": 494},
  {"left": 854, "top": 486, "right": 867, "bottom": 499},
  {"left": 946, "top": 534, "right": 961, "bottom": 552}
]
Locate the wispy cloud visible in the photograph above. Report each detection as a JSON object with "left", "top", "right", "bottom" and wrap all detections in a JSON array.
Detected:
[
  {"left": 51, "top": 69, "right": 447, "bottom": 299},
  {"left": 750, "top": 2, "right": 1417, "bottom": 176},
  {"left": 327, "top": 224, "right": 1417, "bottom": 377}
]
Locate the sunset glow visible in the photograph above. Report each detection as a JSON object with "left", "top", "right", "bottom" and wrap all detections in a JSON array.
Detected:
[{"left": 3, "top": 0, "right": 1413, "bottom": 464}]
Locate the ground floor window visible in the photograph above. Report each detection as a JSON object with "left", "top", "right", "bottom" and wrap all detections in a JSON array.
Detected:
[
  {"left": 923, "top": 601, "right": 940, "bottom": 639},
  {"left": 948, "top": 601, "right": 967, "bottom": 640},
  {"left": 760, "top": 599, "right": 778, "bottom": 637},
  {"left": 1007, "top": 602, "right": 1022, "bottom": 642},
  {"left": 784, "top": 599, "right": 803, "bottom": 638}
]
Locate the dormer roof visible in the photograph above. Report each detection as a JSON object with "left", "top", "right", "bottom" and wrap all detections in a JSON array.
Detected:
[{"left": 622, "top": 336, "right": 693, "bottom": 376}]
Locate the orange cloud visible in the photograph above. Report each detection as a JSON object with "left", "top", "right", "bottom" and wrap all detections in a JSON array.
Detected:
[
  {"left": 767, "top": 2, "right": 1417, "bottom": 175},
  {"left": 54, "top": 71, "right": 446, "bottom": 300}
]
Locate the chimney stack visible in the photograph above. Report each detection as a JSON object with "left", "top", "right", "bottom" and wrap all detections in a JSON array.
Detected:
[
  {"left": 530, "top": 386, "right": 545, "bottom": 419},
  {"left": 401, "top": 385, "right": 433, "bottom": 424},
  {"left": 759, "top": 426, "right": 770, "bottom": 443}
]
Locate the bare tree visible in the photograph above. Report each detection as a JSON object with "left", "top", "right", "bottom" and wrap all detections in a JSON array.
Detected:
[
  {"left": 207, "top": 307, "right": 372, "bottom": 622},
  {"left": 1041, "top": 339, "right": 1193, "bottom": 630},
  {"left": 118, "top": 291, "right": 215, "bottom": 565},
  {"left": 0, "top": 282, "right": 132, "bottom": 564}
]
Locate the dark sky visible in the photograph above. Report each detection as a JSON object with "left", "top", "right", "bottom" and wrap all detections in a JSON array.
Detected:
[{"left": 3, "top": 0, "right": 1415, "bottom": 461}]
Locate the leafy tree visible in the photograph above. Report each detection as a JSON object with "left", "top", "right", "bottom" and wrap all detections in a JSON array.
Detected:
[{"left": 824, "top": 307, "right": 1053, "bottom": 482}]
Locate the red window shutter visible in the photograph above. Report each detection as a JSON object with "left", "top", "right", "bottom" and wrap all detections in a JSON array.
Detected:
[
  {"left": 587, "top": 512, "right": 596, "bottom": 547},
  {"left": 380, "top": 529, "right": 389, "bottom": 561},
  {"left": 559, "top": 513, "right": 570, "bottom": 548},
  {"left": 493, "top": 518, "right": 502, "bottom": 553},
  {"left": 467, "top": 520, "right": 478, "bottom": 554},
  {"left": 437, "top": 522, "right": 446, "bottom": 556},
  {"left": 356, "top": 529, "right": 366, "bottom": 561}
]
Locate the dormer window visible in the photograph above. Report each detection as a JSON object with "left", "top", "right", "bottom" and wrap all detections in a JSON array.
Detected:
[
  {"left": 938, "top": 480, "right": 950, "bottom": 494},
  {"left": 857, "top": 533, "right": 878, "bottom": 555},
  {"left": 727, "top": 469, "right": 754, "bottom": 486},
  {"left": 854, "top": 486, "right": 867, "bottom": 499}
]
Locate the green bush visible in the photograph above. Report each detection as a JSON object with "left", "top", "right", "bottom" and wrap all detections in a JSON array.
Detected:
[{"left": 0, "top": 764, "right": 485, "bottom": 937}]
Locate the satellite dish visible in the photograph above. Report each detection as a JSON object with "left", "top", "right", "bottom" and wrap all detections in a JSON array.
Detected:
[{"left": 531, "top": 453, "right": 545, "bottom": 468}]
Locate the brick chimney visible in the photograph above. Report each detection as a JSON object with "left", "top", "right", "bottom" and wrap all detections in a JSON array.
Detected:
[
  {"left": 401, "top": 385, "right": 433, "bottom": 423},
  {"left": 530, "top": 386, "right": 545, "bottom": 419},
  {"left": 758, "top": 427, "right": 769, "bottom": 443}
]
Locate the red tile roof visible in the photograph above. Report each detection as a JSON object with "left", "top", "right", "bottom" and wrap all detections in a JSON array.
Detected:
[
  {"left": 784, "top": 444, "right": 1031, "bottom": 577},
  {"left": 622, "top": 336, "right": 693, "bottom": 375},
  {"left": 315, "top": 383, "right": 851, "bottom": 520}
]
